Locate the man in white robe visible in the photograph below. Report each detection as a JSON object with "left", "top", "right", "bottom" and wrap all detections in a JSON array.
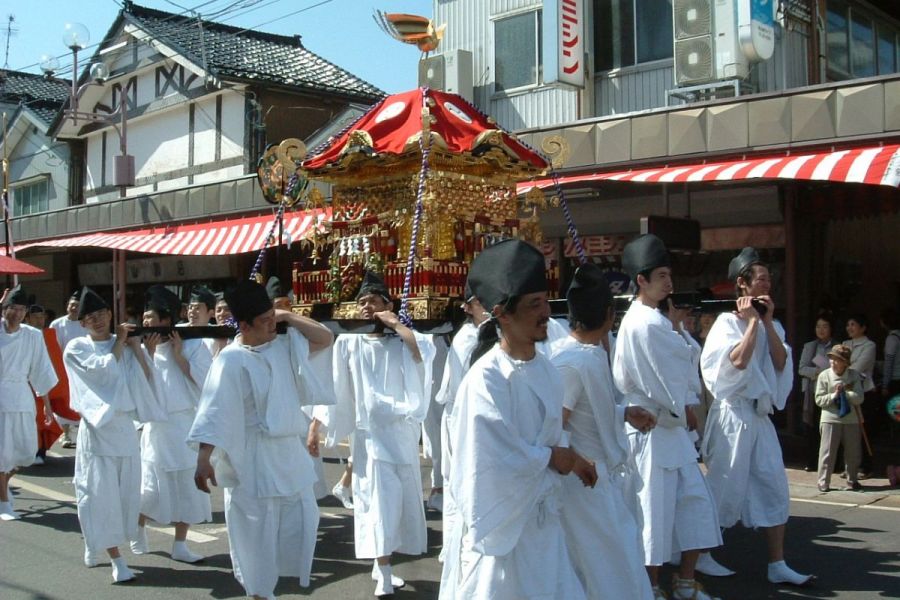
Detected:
[
  {"left": 448, "top": 239, "right": 595, "bottom": 600},
  {"left": 64, "top": 287, "right": 166, "bottom": 582},
  {"left": 422, "top": 335, "right": 448, "bottom": 512},
  {"left": 190, "top": 279, "right": 334, "bottom": 600},
  {"left": 0, "top": 285, "right": 58, "bottom": 520},
  {"left": 612, "top": 234, "right": 722, "bottom": 600},
  {"left": 50, "top": 289, "right": 88, "bottom": 448},
  {"left": 550, "top": 263, "right": 656, "bottom": 600},
  {"left": 700, "top": 248, "right": 812, "bottom": 586},
  {"left": 327, "top": 271, "right": 435, "bottom": 597},
  {"left": 132, "top": 285, "right": 212, "bottom": 563},
  {"left": 435, "top": 285, "right": 487, "bottom": 600}
]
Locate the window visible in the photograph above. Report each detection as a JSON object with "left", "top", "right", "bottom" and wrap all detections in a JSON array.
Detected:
[
  {"left": 826, "top": 0, "right": 900, "bottom": 79},
  {"left": 12, "top": 178, "right": 50, "bottom": 216},
  {"left": 494, "top": 11, "right": 542, "bottom": 92},
  {"left": 594, "top": 0, "right": 673, "bottom": 71}
]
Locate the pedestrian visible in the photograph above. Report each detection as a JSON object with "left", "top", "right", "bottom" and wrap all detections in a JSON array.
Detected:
[
  {"left": 550, "top": 262, "right": 656, "bottom": 599},
  {"left": 798, "top": 314, "right": 835, "bottom": 471},
  {"left": 435, "top": 283, "right": 487, "bottom": 600},
  {"left": 49, "top": 288, "right": 88, "bottom": 448},
  {"left": 0, "top": 286, "right": 58, "bottom": 520},
  {"left": 189, "top": 279, "right": 334, "bottom": 600},
  {"left": 701, "top": 247, "right": 812, "bottom": 586},
  {"left": 815, "top": 344, "right": 864, "bottom": 492},
  {"left": 64, "top": 287, "right": 166, "bottom": 582},
  {"left": 328, "top": 270, "right": 436, "bottom": 597},
  {"left": 131, "top": 285, "right": 212, "bottom": 563},
  {"left": 422, "top": 335, "right": 448, "bottom": 512},
  {"left": 448, "top": 239, "right": 595, "bottom": 600},
  {"left": 612, "top": 234, "right": 723, "bottom": 600}
]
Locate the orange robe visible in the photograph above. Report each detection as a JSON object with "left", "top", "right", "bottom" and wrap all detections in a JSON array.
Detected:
[{"left": 33, "top": 329, "right": 77, "bottom": 449}]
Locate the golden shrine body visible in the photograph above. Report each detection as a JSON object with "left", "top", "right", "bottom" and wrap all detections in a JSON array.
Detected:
[{"left": 259, "top": 88, "right": 556, "bottom": 320}]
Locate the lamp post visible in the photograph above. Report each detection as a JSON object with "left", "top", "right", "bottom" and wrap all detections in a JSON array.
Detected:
[{"left": 41, "top": 23, "right": 134, "bottom": 323}]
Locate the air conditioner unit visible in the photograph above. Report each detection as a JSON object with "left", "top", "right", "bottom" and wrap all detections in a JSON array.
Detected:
[
  {"left": 418, "top": 49, "right": 474, "bottom": 102},
  {"left": 673, "top": 0, "right": 767, "bottom": 87}
]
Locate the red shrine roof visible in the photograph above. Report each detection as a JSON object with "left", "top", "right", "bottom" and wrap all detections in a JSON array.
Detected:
[{"left": 302, "top": 88, "right": 548, "bottom": 173}]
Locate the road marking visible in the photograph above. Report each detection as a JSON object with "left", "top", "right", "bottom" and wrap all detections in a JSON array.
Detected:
[
  {"left": 12, "top": 478, "right": 218, "bottom": 543},
  {"left": 792, "top": 497, "right": 858, "bottom": 507},
  {"left": 859, "top": 503, "right": 900, "bottom": 512}
]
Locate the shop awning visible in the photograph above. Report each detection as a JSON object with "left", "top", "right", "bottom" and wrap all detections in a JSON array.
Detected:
[
  {"left": 517, "top": 143, "right": 900, "bottom": 193},
  {"left": 7, "top": 208, "right": 329, "bottom": 256}
]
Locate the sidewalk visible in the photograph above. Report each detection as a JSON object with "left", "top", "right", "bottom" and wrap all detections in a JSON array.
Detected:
[{"left": 786, "top": 466, "right": 900, "bottom": 510}]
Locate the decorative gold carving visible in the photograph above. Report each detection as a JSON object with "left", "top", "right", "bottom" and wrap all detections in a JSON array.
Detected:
[
  {"left": 291, "top": 304, "right": 313, "bottom": 317},
  {"left": 540, "top": 134, "right": 571, "bottom": 169}
]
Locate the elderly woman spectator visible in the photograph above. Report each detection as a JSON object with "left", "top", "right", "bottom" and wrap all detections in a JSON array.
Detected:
[
  {"left": 799, "top": 315, "right": 834, "bottom": 471},
  {"left": 843, "top": 313, "right": 877, "bottom": 478}
]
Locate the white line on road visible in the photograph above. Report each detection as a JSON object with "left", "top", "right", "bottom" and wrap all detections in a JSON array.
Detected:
[
  {"left": 792, "top": 496, "right": 900, "bottom": 511},
  {"left": 12, "top": 478, "right": 219, "bottom": 543}
]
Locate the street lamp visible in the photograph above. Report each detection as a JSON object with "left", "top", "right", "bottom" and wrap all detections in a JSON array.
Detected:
[{"left": 41, "top": 22, "right": 134, "bottom": 195}]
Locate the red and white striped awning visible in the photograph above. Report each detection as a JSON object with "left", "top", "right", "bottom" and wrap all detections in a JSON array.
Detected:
[
  {"left": 7, "top": 208, "right": 329, "bottom": 256},
  {"left": 518, "top": 144, "right": 900, "bottom": 193}
]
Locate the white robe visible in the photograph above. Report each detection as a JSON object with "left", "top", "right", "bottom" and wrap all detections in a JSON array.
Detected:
[
  {"left": 0, "top": 322, "right": 58, "bottom": 472},
  {"left": 700, "top": 313, "right": 793, "bottom": 528},
  {"left": 139, "top": 339, "right": 212, "bottom": 525},
  {"left": 423, "top": 335, "right": 449, "bottom": 489},
  {"left": 64, "top": 335, "right": 165, "bottom": 553},
  {"left": 331, "top": 332, "right": 435, "bottom": 559},
  {"left": 551, "top": 336, "right": 653, "bottom": 600},
  {"left": 612, "top": 301, "right": 722, "bottom": 565},
  {"left": 449, "top": 345, "right": 586, "bottom": 600},
  {"left": 49, "top": 316, "right": 88, "bottom": 352},
  {"left": 188, "top": 328, "right": 331, "bottom": 597},
  {"left": 436, "top": 322, "right": 480, "bottom": 600}
]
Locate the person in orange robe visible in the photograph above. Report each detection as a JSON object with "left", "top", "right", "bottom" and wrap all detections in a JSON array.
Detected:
[{"left": 26, "top": 306, "right": 76, "bottom": 463}]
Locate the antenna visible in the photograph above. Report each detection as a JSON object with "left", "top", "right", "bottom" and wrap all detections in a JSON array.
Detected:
[{"left": 3, "top": 15, "right": 18, "bottom": 69}]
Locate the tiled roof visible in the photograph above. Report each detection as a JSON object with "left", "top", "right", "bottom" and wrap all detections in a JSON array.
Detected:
[
  {"left": 0, "top": 70, "right": 69, "bottom": 125},
  {"left": 123, "top": 2, "right": 384, "bottom": 102}
]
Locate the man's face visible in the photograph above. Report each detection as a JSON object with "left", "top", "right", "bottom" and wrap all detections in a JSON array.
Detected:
[
  {"left": 214, "top": 301, "right": 231, "bottom": 325},
  {"left": 638, "top": 267, "right": 673, "bottom": 303},
  {"left": 357, "top": 294, "right": 390, "bottom": 320},
  {"left": 464, "top": 297, "right": 488, "bottom": 326},
  {"left": 142, "top": 310, "right": 162, "bottom": 327},
  {"left": 3, "top": 304, "right": 27, "bottom": 329},
  {"left": 499, "top": 291, "right": 551, "bottom": 344},
  {"left": 742, "top": 264, "right": 771, "bottom": 297},
  {"left": 82, "top": 308, "right": 112, "bottom": 338},
  {"left": 66, "top": 298, "right": 79, "bottom": 319},
  {"left": 187, "top": 302, "right": 212, "bottom": 326},
  {"left": 831, "top": 358, "right": 848, "bottom": 375},
  {"left": 26, "top": 311, "right": 46, "bottom": 329},
  {"left": 240, "top": 308, "right": 277, "bottom": 344}
]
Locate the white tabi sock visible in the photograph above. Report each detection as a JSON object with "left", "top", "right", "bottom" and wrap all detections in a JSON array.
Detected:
[
  {"left": 130, "top": 526, "right": 149, "bottom": 554},
  {"left": 371, "top": 560, "right": 405, "bottom": 587},
  {"left": 171, "top": 540, "right": 204, "bottom": 563},
  {"left": 672, "top": 576, "right": 721, "bottom": 600},
  {"left": 767, "top": 560, "right": 813, "bottom": 586},
  {"left": 110, "top": 557, "right": 136, "bottom": 583},
  {"left": 373, "top": 563, "right": 394, "bottom": 596},
  {"left": 0, "top": 501, "right": 21, "bottom": 521}
]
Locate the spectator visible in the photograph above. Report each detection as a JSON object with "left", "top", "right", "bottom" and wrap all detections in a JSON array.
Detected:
[
  {"left": 880, "top": 308, "right": 900, "bottom": 399},
  {"left": 843, "top": 313, "right": 876, "bottom": 478},
  {"left": 815, "top": 345, "right": 864, "bottom": 492},
  {"left": 798, "top": 315, "right": 835, "bottom": 471}
]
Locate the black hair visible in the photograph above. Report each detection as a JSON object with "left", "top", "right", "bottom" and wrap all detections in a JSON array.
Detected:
[
  {"left": 469, "top": 295, "right": 522, "bottom": 368},
  {"left": 846, "top": 313, "right": 868, "bottom": 329},
  {"left": 735, "top": 261, "right": 768, "bottom": 296}
]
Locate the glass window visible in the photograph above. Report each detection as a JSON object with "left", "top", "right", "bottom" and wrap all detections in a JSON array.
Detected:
[
  {"left": 826, "top": 1, "right": 850, "bottom": 75},
  {"left": 495, "top": 11, "right": 542, "bottom": 92},
  {"left": 636, "top": 0, "right": 674, "bottom": 63},
  {"left": 595, "top": 0, "right": 673, "bottom": 71},
  {"left": 851, "top": 11, "right": 876, "bottom": 77},
  {"left": 12, "top": 179, "right": 50, "bottom": 216},
  {"left": 877, "top": 25, "right": 896, "bottom": 74}
]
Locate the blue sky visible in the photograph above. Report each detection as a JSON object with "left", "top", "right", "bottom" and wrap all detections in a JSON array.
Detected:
[{"left": 2, "top": 0, "right": 431, "bottom": 93}]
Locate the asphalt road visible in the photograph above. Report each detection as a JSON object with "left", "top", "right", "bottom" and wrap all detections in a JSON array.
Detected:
[{"left": 1, "top": 444, "right": 898, "bottom": 599}]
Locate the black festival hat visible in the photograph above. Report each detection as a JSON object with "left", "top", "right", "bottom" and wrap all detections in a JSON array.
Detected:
[
  {"left": 567, "top": 262, "right": 612, "bottom": 330},
  {"left": 3, "top": 284, "right": 28, "bottom": 308},
  {"left": 190, "top": 285, "right": 218, "bottom": 310},
  {"left": 622, "top": 234, "right": 670, "bottom": 280},
  {"left": 467, "top": 239, "right": 547, "bottom": 310},
  {"left": 356, "top": 271, "right": 391, "bottom": 302},
  {"left": 728, "top": 247, "right": 764, "bottom": 281},
  {"left": 77, "top": 287, "right": 109, "bottom": 320},
  {"left": 224, "top": 279, "right": 272, "bottom": 324}
]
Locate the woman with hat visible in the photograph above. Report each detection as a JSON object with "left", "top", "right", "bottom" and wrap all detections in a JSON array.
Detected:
[{"left": 814, "top": 344, "right": 865, "bottom": 492}]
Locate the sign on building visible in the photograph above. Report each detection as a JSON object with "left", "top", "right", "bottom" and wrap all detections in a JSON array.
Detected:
[{"left": 543, "top": 0, "right": 584, "bottom": 88}]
